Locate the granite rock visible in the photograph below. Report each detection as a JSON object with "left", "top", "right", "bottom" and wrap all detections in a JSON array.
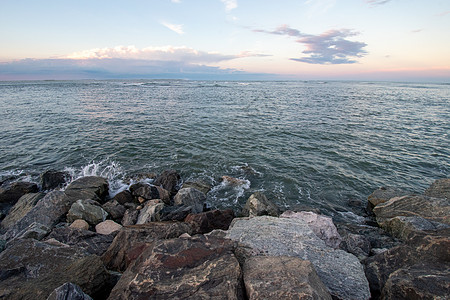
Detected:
[
  {"left": 64, "top": 176, "right": 109, "bottom": 204},
  {"left": 424, "top": 178, "right": 450, "bottom": 199},
  {"left": 1, "top": 192, "right": 45, "bottom": 229},
  {"left": 67, "top": 199, "right": 109, "bottom": 226},
  {"left": 95, "top": 220, "right": 122, "bottom": 235},
  {"left": 135, "top": 200, "right": 164, "bottom": 224},
  {"left": 101, "top": 200, "right": 126, "bottom": 222},
  {"left": 153, "top": 169, "right": 180, "bottom": 195},
  {"left": 112, "top": 190, "right": 133, "bottom": 205},
  {"left": 367, "top": 186, "right": 408, "bottom": 212},
  {"left": 173, "top": 187, "right": 205, "bottom": 214},
  {"left": 242, "top": 192, "right": 280, "bottom": 217},
  {"left": 69, "top": 219, "right": 89, "bottom": 230},
  {"left": 182, "top": 180, "right": 212, "bottom": 195},
  {"left": 185, "top": 209, "right": 235, "bottom": 234}
]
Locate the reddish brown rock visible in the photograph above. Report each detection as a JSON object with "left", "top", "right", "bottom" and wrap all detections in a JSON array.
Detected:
[
  {"left": 107, "top": 235, "right": 243, "bottom": 300},
  {"left": 101, "top": 222, "right": 193, "bottom": 272},
  {"left": 112, "top": 190, "right": 133, "bottom": 205},
  {"left": 185, "top": 209, "right": 235, "bottom": 234},
  {"left": 153, "top": 169, "right": 180, "bottom": 195}
]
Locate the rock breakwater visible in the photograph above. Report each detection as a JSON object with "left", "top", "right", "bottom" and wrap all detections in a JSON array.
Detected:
[{"left": 0, "top": 169, "right": 448, "bottom": 299}]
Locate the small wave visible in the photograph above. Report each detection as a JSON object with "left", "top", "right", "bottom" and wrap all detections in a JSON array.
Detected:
[{"left": 209, "top": 177, "right": 251, "bottom": 205}]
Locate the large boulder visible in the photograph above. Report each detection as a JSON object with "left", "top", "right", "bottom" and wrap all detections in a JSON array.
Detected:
[
  {"left": 381, "top": 215, "right": 449, "bottom": 241},
  {"left": 130, "top": 183, "right": 170, "bottom": 205},
  {"left": 46, "top": 282, "right": 93, "bottom": 300},
  {"left": 67, "top": 199, "right": 108, "bottom": 226},
  {"left": 153, "top": 169, "right": 180, "bottom": 195},
  {"left": 173, "top": 187, "right": 206, "bottom": 214},
  {"left": 281, "top": 210, "right": 342, "bottom": 249},
  {"left": 364, "top": 230, "right": 450, "bottom": 299},
  {"left": 102, "top": 222, "right": 193, "bottom": 272},
  {"left": 424, "top": 178, "right": 450, "bottom": 199},
  {"left": 225, "top": 216, "right": 370, "bottom": 300},
  {"left": 367, "top": 187, "right": 408, "bottom": 212},
  {"left": 1, "top": 192, "right": 45, "bottom": 229},
  {"left": 243, "top": 256, "right": 332, "bottom": 300},
  {"left": 101, "top": 200, "right": 126, "bottom": 222},
  {"left": 41, "top": 170, "right": 70, "bottom": 191},
  {"left": 112, "top": 190, "right": 133, "bottom": 205},
  {"left": 46, "top": 226, "right": 115, "bottom": 256},
  {"left": 64, "top": 176, "right": 109, "bottom": 204},
  {"left": 0, "top": 181, "right": 38, "bottom": 205},
  {"left": 1, "top": 191, "right": 73, "bottom": 242},
  {"left": 0, "top": 239, "right": 111, "bottom": 300},
  {"left": 135, "top": 200, "right": 164, "bottom": 224},
  {"left": 185, "top": 209, "right": 235, "bottom": 234},
  {"left": 241, "top": 192, "right": 280, "bottom": 217},
  {"left": 107, "top": 235, "right": 243, "bottom": 300},
  {"left": 182, "top": 180, "right": 212, "bottom": 195}
]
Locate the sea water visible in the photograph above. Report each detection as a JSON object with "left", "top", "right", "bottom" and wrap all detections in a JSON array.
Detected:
[{"left": 1, "top": 80, "right": 448, "bottom": 222}]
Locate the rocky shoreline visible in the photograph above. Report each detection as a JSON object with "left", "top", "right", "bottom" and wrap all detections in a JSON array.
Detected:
[{"left": 0, "top": 170, "right": 448, "bottom": 299}]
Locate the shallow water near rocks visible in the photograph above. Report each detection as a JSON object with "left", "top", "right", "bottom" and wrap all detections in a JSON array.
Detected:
[{"left": 1, "top": 80, "right": 449, "bottom": 222}]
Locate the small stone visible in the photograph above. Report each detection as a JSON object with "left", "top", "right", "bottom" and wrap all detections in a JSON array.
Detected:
[
  {"left": 95, "top": 220, "right": 122, "bottom": 235},
  {"left": 70, "top": 219, "right": 89, "bottom": 230}
]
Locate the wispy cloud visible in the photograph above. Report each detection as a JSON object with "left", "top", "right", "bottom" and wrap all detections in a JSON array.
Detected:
[
  {"left": 304, "top": 0, "right": 336, "bottom": 17},
  {"left": 221, "top": 0, "right": 237, "bottom": 12},
  {"left": 411, "top": 29, "right": 423, "bottom": 33},
  {"left": 366, "top": 0, "right": 392, "bottom": 6},
  {"left": 161, "top": 21, "right": 184, "bottom": 35},
  {"left": 436, "top": 10, "right": 450, "bottom": 17},
  {"left": 255, "top": 25, "right": 367, "bottom": 64}
]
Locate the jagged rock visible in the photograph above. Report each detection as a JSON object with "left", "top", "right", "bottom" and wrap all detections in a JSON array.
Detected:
[
  {"left": 112, "top": 190, "right": 133, "bottom": 205},
  {"left": 136, "top": 200, "right": 164, "bottom": 224},
  {"left": 339, "top": 232, "right": 371, "bottom": 260},
  {"left": 182, "top": 180, "right": 212, "bottom": 195},
  {"left": 381, "top": 215, "right": 449, "bottom": 241},
  {"left": 153, "top": 169, "right": 180, "bottom": 195},
  {"left": 424, "top": 178, "right": 450, "bottom": 199},
  {"left": 64, "top": 176, "right": 109, "bottom": 204},
  {"left": 185, "top": 209, "right": 235, "bottom": 234},
  {"left": 373, "top": 195, "right": 450, "bottom": 226},
  {"left": 0, "top": 239, "right": 111, "bottom": 300},
  {"left": 46, "top": 226, "right": 114, "bottom": 256},
  {"left": 242, "top": 192, "right": 280, "bottom": 217},
  {"left": 11, "top": 222, "right": 50, "bottom": 241},
  {"left": 367, "top": 186, "right": 408, "bottom": 212},
  {"left": 41, "top": 170, "right": 70, "bottom": 191},
  {"left": 173, "top": 187, "right": 205, "bottom": 214},
  {"left": 102, "top": 200, "right": 126, "bottom": 222},
  {"left": 1, "top": 192, "right": 45, "bottom": 229},
  {"left": 243, "top": 256, "right": 332, "bottom": 300},
  {"left": 281, "top": 210, "right": 342, "bottom": 249},
  {"left": 108, "top": 235, "right": 243, "bottom": 300},
  {"left": 95, "top": 220, "right": 122, "bottom": 235},
  {"left": 121, "top": 209, "right": 139, "bottom": 226},
  {"left": 46, "top": 282, "right": 93, "bottom": 300},
  {"left": 130, "top": 183, "right": 170, "bottom": 205},
  {"left": 225, "top": 216, "right": 370, "bottom": 300},
  {"left": 102, "top": 222, "right": 193, "bottom": 272},
  {"left": 0, "top": 181, "right": 38, "bottom": 205},
  {"left": 364, "top": 230, "right": 450, "bottom": 299},
  {"left": 160, "top": 205, "right": 194, "bottom": 221},
  {"left": 70, "top": 219, "right": 89, "bottom": 230},
  {"left": 1, "top": 191, "right": 73, "bottom": 242},
  {"left": 67, "top": 199, "right": 108, "bottom": 226}
]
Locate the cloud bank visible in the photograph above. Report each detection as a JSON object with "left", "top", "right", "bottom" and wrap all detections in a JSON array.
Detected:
[{"left": 256, "top": 25, "right": 367, "bottom": 64}]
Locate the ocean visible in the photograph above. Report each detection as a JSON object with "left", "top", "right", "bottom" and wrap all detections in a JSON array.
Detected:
[{"left": 1, "top": 80, "right": 449, "bottom": 222}]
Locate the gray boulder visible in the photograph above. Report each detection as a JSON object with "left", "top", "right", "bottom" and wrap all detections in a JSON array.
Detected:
[
  {"left": 153, "top": 169, "right": 180, "bottom": 195},
  {"left": 381, "top": 215, "right": 449, "bottom": 241},
  {"left": 241, "top": 192, "right": 280, "bottom": 217},
  {"left": 243, "top": 256, "right": 332, "bottom": 300},
  {"left": 367, "top": 186, "right": 408, "bottom": 212},
  {"left": 1, "top": 192, "right": 45, "bottom": 229},
  {"left": 64, "top": 176, "right": 109, "bottom": 204},
  {"left": 46, "top": 282, "right": 93, "bottom": 300},
  {"left": 182, "top": 180, "right": 212, "bottom": 195},
  {"left": 424, "top": 178, "right": 450, "bottom": 199},
  {"left": 41, "top": 170, "right": 70, "bottom": 191},
  {"left": 225, "top": 216, "right": 370, "bottom": 300},
  {"left": 102, "top": 199, "right": 126, "bottom": 222},
  {"left": 67, "top": 199, "right": 108, "bottom": 226},
  {"left": 173, "top": 187, "right": 206, "bottom": 214}
]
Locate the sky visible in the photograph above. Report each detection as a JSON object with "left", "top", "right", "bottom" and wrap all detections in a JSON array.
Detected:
[{"left": 0, "top": 0, "right": 449, "bottom": 81}]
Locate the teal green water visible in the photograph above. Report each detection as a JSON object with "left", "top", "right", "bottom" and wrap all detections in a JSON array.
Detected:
[{"left": 1, "top": 80, "right": 449, "bottom": 221}]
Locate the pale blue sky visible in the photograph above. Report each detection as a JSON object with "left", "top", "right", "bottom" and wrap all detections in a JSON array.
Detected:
[{"left": 1, "top": 0, "right": 449, "bottom": 81}]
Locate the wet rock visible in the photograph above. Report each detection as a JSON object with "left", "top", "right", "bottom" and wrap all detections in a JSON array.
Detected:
[
  {"left": 102, "top": 200, "right": 126, "bottom": 222},
  {"left": 364, "top": 230, "right": 450, "bottom": 299},
  {"left": 182, "top": 180, "right": 212, "bottom": 195},
  {"left": 367, "top": 186, "right": 408, "bottom": 212},
  {"left": 281, "top": 210, "right": 342, "bottom": 249},
  {"left": 130, "top": 183, "right": 170, "bottom": 205},
  {"left": 136, "top": 200, "right": 164, "bottom": 224},
  {"left": 160, "top": 205, "right": 193, "bottom": 221},
  {"left": 121, "top": 208, "right": 139, "bottom": 226},
  {"left": 0, "top": 181, "right": 38, "bottom": 205},
  {"left": 153, "top": 169, "right": 180, "bottom": 195},
  {"left": 1, "top": 191, "right": 73, "bottom": 242},
  {"left": 46, "top": 282, "right": 93, "bottom": 300},
  {"left": 173, "top": 187, "right": 206, "bottom": 214},
  {"left": 64, "top": 176, "right": 109, "bottom": 204},
  {"left": 225, "top": 216, "right": 370, "bottom": 300},
  {"left": 242, "top": 192, "right": 280, "bottom": 218},
  {"left": 102, "top": 222, "right": 193, "bottom": 272},
  {"left": 243, "top": 256, "right": 332, "bottom": 300},
  {"left": 424, "top": 178, "right": 450, "bottom": 199},
  {"left": 1, "top": 192, "right": 45, "bottom": 229},
  {"left": 185, "top": 209, "right": 235, "bottom": 234},
  {"left": 381, "top": 215, "right": 449, "bottom": 241},
  {"left": 70, "top": 219, "right": 89, "bottom": 230},
  {"left": 95, "top": 220, "right": 122, "bottom": 235},
  {"left": 0, "top": 239, "right": 111, "bottom": 300},
  {"left": 108, "top": 235, "right": 243, "bottom": 300},
  {"left": 373, "top": 195, "right": 450, "bottom": 226},
  {"left": 41, "top": 170, "right": 70, "bottom": 191},
  {"left": 46, "top": 226, "right": 114, "bottom": 256},
  {"left": 67, "top": 199, "right": 108, "bottom": 226},
  {"left": 222, "top": 175, "right": 247, "bottom": 186},
  {"left": 112, "top": 190, "right": 133, "bottom": 205}
]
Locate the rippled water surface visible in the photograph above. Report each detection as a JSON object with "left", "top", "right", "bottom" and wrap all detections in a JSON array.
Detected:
[{"left": 1, "top": 80, "right": 449, "bottom": 220}]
